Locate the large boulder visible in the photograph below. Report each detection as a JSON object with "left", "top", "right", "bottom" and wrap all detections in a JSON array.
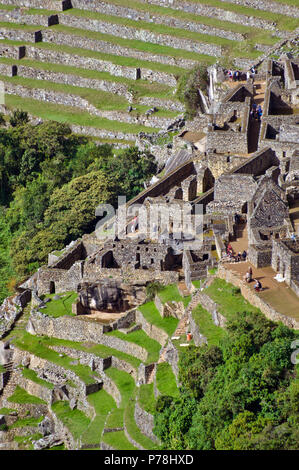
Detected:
[{"left": 78, "top": 279, "right": 147, "bottom": 313}]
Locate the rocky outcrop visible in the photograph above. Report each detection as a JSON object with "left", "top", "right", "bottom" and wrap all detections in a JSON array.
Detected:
[{"left": 78, "top": 279, "right": 147, "bottom": 313}]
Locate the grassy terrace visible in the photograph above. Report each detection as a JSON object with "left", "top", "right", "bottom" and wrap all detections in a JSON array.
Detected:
[
  {"left": 3, "top": 95, "right": 158, "bottom": 135},
  {"left": 51, "top": 23, "right": 220, "bottom": 64},
  {"left": 81, "top": 389, "right": 117, "bottom": 446},
  {"left": 137, "top": 383, "right": 156, "bottom": 415},
  {"left": 22, "top": 367, "right": 54, "bottom": 389},
  {"left": 106, "top": 329, "right": 161, "bottom": 364},
  {"left": 204, "top": 278, "right": 261, "bottom": 321},
  {"left": 156, "top": 362, "right": 179, "bottom": 398},
  {"left": 0, "top": 36, "right": 187, "bottom": 77},
  {"left": 158, "top": 283, "right": 191, "bottom": 307},
  {"left": 6, "top": 331, "right": 102, "bottom": 386},
  {"left": 192, "top": 303, "right": 227, "bottom": 346},
  {"left": 124, "top": 392, "right": 158, "bottom": 450},
  {"left": 51, "top": 400, "right": 91, "bottom": 441},
  {"left": 40, "top": 291, "right": 77, "bottom": 318},
  {"left": 188, "top": 0, "right": 299, "bottom": 31},
  {"left": 0, "top": 57, "right": 175, "bottom": 99},
  {"left": 7, "top": 386, "right": 46, "bottom": 405},
  {"left": 138, "top": 301, "right": 178, "bottom": 337},
  {"left": 102, "top": 368, "right": 138, "bottom": 450},
  {"left": 67, "top": 0, "right": 281, "bottom": 45}
]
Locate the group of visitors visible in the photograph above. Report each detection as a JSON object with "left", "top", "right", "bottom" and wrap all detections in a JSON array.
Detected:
[
  {"left": 226, "top": 243, "right": 247, "bottom": 263},
  {"left": 250, "top": 103, "right": 263, "bottom": 122},
  {"left": 243, "top": 267, "right": 263, "bottom": 291},
  {"left": 226, "top": 69, "right": 243, "bottom": 82}
]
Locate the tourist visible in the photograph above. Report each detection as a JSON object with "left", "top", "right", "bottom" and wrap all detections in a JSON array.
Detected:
[
  {"left": 291, "top": 232, "right": 296, "bottom": 242},
  {"left": 244, "top": 271, "right": 252, "bottom": 283},
  {"left": 241, "top": 250, "right": 247, "bottom": 261},
  {"left": 236, "top": 252, "right": 242, "bottom": 262},
  {"left": 254, "top": 279, "right": 262, "bottom": 292}
]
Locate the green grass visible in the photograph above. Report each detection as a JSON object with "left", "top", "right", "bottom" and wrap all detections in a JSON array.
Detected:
[
  {"left": 13, "top": 432, "right": 43, "bottom": 450},
  {"left": 138, "top": 383, "right": 156, "bottom": 415},
  {"left": 138, "top": 301, "right": 178, "bottom": 337},
  {"left": 76, "top": 0, "right": 280, "bottom": 45},
  {"left": 51, "top": 401, "right": 90, "bottom": 440},
  {"left": 192, "top": 303, "right": 227, "bottom": 346},
  {"left": 22, "top": 367, "right": 54, "bottom": 389},
  {"left": 156, "top": 362, "right": 179, "bottom": 398},
  {"left": 4, "top": 94, "right": 158, "bottom": 135},
  {"left": 189, "top": 0, "right": 299, "bottom": 31},
  {"left": 0, "top": 407, "right": 17, "bottom": 415},
  {"left": 124, "top": 394, "right": 158, "bottom": 449},
  {"left": 101, "top": 429, "right": 138, "bottom": 450},
  {"left": 103, "top": 368, "right": 136, "bottom": 434},
  {"left": 26, "top": 40, "right": 187, "bottom": 77},
  {"left": 205, "top": 278, "right": 261, "bottom": 321},
  {"left": 10, "top": 416, "right": 43, "bottom": 429},
  {"left": 0, "top": 364, "right": 6, "bottom": 373},
  {"left": 55, "top": 8, "right": 267, "bottom": 58},
  {"left": 8, "top": 332, "right": 101, "bottom": 385},
  {"left": 81, "top": 389, "right": 117, "bottom": 445},
  {"left": 41, "top": 291, "right": 78, "bottom": 318},
  {"left": 106, "top": 329, "right": 161, "bottom": 364},
  {"left": 158, "top": 283, "right": 191, "bottom": 307},
  {"left": 7, "top": 386, "right": 46, "bottom": 405},
  {"left": 192, "top": 280, "right": 202, "bottom": 289},
  {"left": 0, "top": 56, "right": 174, "bottom": 100}
]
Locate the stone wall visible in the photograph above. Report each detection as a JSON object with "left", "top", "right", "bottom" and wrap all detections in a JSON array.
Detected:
[
  {"left": 0, "top": 27, "right": 42, "bottom": 43},
  {"left": 0, "top": 0, "right": 70, "bottom": 10},
  {"left": 26, "top": 45, "right": 177, "bottom": 87},
  {"left": 3, "top": 81, "right": 172, "bottom": 129},
  {"left": 0, "top": 10, "right": 59, "bottom": 27},
  {"left": 248, "top": 244, "right": 273, "bottom": 268},
  {"left": 0, "top": 44, "right": 25, "bottom": 60},
  {"left": 57, "top": 11, "right": 222, "bottom": 57},
  {"left": 188, "top": 312, "right": 207, "bottom": 347},
  {"left": 27, "top": 311, "right": 148, "bottom": 361},
  {"left": 136, "top": 0, "right": 284, "bottom": 35},
  {"left": 197, "top": 293, "right": 227, "bottom": 327},
  {"left": 15, "top": 65, "right": 133, "bottom": 102},
  {"left": 71, "top": 0, "right": 244, "bottom": 42},
  {"left": 135, "top": 309, "right": 169, "bottom": 346},
  {"left": 218, "top": 0, "right": 299, "bottom": 18},
  {"left": 217, "top": 264, "right": 299, "bottom": 329},
  {"left": 134, "top": 401, "right": 158, "bottom": 443}
]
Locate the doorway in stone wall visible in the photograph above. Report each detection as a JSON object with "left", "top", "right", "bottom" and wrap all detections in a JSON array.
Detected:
[{"left": 49, "top": 281, "right": 55, "bottom": 294}]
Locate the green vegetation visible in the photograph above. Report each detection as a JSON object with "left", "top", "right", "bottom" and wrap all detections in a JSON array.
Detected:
[
  {"left": 177, "top": 65, "right": 209, "bottom": 119},
  {"left": 51, "top": 401, "right": 91, "bottom": 440},
  {"left": 205, "top": 278, "right": 260, "bottom": 321},
  {"left": 22, "top": 367, "right": 54, "bottom": 389},
  {"left": 7, "top": 386, "right": 46, "bottom": 405},
  {"left": 154, "top": 304, "right": 299, "bottom": 449},
  {"left": 41, "top": 292, "right": 78, "bottom": 318},
  {"left": 107, "top": 329, "right": 161, "bottom": 364},
  {"left": 138, "top": 384, "right": 156, "bottom": 415},
  {"left": 0, "top": 118, "right": 157, "bottom": 290},
  {"left": 138, "top": 301, "right": 178, "bottom": 337},
  {"left": 0, "top": 407, "right": 17, "bottom": 415},
  {"left": 156, "top": 363, "right": 180, "bottom": 398},
  {"left": 101, "top": 430, "right": 138, "bottom": 450},
  {"left": 124, "top": 395, "right": 158, "bottom": 450},
  {"left": 81, "top": 389, "right": 117, "bottom": 445},
  {"left": 157, "top": 283, "right": 191, "bottom": 308},
  {"left": 192, "top": 304, "right": 227, "bottom": 346},
  {"left": 10, "top": 416, "right": 43, "bottom": 429}
]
